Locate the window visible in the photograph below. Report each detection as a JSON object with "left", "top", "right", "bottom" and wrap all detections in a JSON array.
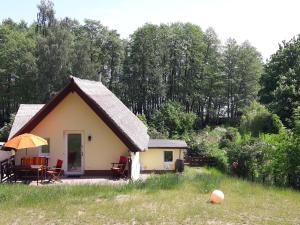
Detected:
[
  {"left": 164, "top": 151, "right": 173, "bottom": 162},
  {"left": 41, "top": 138, "right": 50, "bottom": 154}
]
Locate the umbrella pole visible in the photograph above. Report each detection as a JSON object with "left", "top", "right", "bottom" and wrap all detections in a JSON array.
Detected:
[{"left": 26, "top": 148, "right": 27, "bottom": 156}]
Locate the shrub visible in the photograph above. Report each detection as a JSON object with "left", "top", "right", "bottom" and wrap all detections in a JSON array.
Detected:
[
  {"left": 219, "top": 127, "right": 240, "bottom": 149},
  {"left": 227, "top": 138, "right": 266, "bottom": 180},
  {"left": 240, "top": 101, "right": 283, "bottom": 137},
  {"left": 208, "top": 145, "right": 229, "bottom": 172},
  {"left": 286, "top": 141, "right": 300, "bottom": 189},
  {"left": 185, "top": 127, "right": 230, "bottom": 171}
]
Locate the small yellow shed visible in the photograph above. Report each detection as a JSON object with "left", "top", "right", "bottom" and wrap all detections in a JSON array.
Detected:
[{"left": 140, "top": 139, "right": 187, "bottom": 172}]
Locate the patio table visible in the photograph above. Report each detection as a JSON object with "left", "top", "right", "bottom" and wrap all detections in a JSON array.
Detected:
[{"left": 14, "top": 165, "right": 45, "bottom": 185}]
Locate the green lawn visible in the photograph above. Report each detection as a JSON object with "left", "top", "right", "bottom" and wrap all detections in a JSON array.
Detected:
[{"left": 0, "top": 167, "right": 299, "bottom": 225}]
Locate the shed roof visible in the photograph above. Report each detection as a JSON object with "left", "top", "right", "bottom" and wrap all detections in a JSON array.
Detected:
[
  {"left": 148, "top": 139, "right": 188, "bottom": 149},
  {"left": 8, "top": 76, "right": 149, "bottom": 152}
]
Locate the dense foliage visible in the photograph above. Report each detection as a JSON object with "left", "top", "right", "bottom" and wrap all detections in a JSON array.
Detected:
[
  {"left": 150, "top": 101, "right": 197, "bottom": 138},
  {"left": 259, "top": 36, "right": 300, "bottom": 127},
  {"left": 181, "top": 103, "right": 300, "bottom": 190},
  {"left": 0, "top": 0, "right": 263, "bottom": 130},
  {"left": 239, "top": 101, "right": 283, "bottom": 137}
]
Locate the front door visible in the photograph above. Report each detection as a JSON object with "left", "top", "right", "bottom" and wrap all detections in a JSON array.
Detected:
[{"left": 65, "top": 132, "right": 84, "bottom": 175}]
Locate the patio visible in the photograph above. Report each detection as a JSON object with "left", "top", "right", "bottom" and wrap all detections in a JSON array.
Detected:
[
  {"left": 0, "top": 155, "right": 149, "bottom": 186},
  {"left": 27, "top": 174, "right": 149, "bottom": 186}
]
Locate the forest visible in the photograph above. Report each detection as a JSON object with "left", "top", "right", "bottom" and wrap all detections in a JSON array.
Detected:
[{"left": 1, "top": 0, "right": 300, "bottom": 189}]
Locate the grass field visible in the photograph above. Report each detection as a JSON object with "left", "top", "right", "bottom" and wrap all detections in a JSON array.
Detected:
[{"left": 0, "top": 167, "right": 299, "bottom": 225}]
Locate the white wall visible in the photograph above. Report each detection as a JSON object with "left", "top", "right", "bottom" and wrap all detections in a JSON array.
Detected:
[
  {"left": 29, "top": 92, "right": 128, "bottom": 170},
  {"left": 130, "top": 152, "right": 140, "bottom": 180}
]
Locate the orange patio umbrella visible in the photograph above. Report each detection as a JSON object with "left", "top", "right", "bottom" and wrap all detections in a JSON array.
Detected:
[{"left": 5, "top": 133, "right": 48, "bottom": 153}]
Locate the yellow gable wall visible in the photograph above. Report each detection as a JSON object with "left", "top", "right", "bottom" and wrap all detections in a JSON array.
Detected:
[
  {"left": 24, "top": 92, "right": 128, "bottom": 170},
  {"left": 140, "top": 148, "right": 184, "bottom": 171}
]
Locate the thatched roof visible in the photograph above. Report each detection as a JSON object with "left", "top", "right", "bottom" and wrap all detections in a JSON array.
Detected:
[
  {"left": 9, "top": 104, "right": 44, "bottom": 139},
  {"left": 71, "top": 76, "right": 149, "bottom": 151},
  {"left": 148, "top": 139, "right": 188, "bottom": 149},
  {"left": 9, "top": 76, "right": 149, "bottom": 152}
]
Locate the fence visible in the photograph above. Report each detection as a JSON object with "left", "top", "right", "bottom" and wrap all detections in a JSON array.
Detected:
[
  {"left": 185, "top": 156, "right": 216, "bottom": 167},
  {"left": 0, "top": 156, "right": 15, "bottom": 183}
]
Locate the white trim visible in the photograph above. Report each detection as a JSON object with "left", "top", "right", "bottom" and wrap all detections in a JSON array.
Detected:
[
  {"left": 64, "top": 131, "right": 84, "bottom": 175},
  {"left": 130, "top": 152, "right": 140, "bottom": 180}
]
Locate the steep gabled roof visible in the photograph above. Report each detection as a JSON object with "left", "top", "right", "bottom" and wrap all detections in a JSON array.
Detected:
[
  {"left": 9, "top": 76, "right": 149, "bottom": 152},
  {"left": 9, "top": 104, "right": 44, "bottom": 139},
  {"left": 148, "top": 139, "right": 188, "bottom": 149}
]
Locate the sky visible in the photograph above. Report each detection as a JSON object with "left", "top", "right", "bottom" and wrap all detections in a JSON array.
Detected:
[{"left": 1, "top": 0, "right": 300, "bottom": 60}]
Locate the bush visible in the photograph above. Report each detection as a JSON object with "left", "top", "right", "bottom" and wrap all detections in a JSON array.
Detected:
[
  {"left": 227, "top": 138, "right": 269, "bottom": 181},
  {"left": 240, "top": 101, "right": 283, "bottom": 137},
  {"left": 185, "top": 127, "right": 231, "bottom": 171},
  {"left": 226, "top": 130, "right": 298, "bottom": 188},
  {"left": 286, "top": 143, "right": 300, "bottom": 189},
  {"left": 208, "top": 145, "right": 229, "bottom": 172},
  {"left": 287, "top": 108, "right": 300, "bottom": 188},
  {"left": 219, "top": 127, "right": 240, "bottom": 149}
]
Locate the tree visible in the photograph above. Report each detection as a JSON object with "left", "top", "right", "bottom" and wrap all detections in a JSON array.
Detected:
[
  {"left": 123, "top": 23, "right": 166, "bottom": 115},
  {"left": 0, "top": 0, "right": 266, "bottom": 130},
  {"left": 259, "top": 36, "right": 300, "bottom": 127},
  {"left": 150, "top": 101, "right": 197, "bottom": 138},
  {"left": 200, "top": 27, "right": 223, "bottom": 125},
  {"left": 35, "top": 0, "right": 73, "bottom": 102},
  {"left": 36, "top": 0, "right": 56, "bottom": 35},
  {"left": 71, "top": 19, "right": 124, "bottom": 94},
  {"left": 0, "top": 21, "right": 37, "bottom": 125},
  {"left": 223, "top": 39, "right": 263, "bottom": 123},
  {"left": 36, "top": 24, "right": 73, "bottom": 101}
]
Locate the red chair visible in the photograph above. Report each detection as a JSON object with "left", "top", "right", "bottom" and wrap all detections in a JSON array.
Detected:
[
  {"left": 46, "top": 159, "right": 63, "bottom": 182},
  {"left": 111, "top": 156, "right": 128, "bottom": 178}
]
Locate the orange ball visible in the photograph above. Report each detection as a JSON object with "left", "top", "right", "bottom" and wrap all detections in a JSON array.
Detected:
[{"left": 210, "top": 190, "right": 224, "bottom": 203}]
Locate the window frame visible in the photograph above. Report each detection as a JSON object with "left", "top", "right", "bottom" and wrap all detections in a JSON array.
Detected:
[
  {"left": 40, "top": 138, "right": 50, "bottom": 156},
  {"left": 164, "top": 151, "right": 173, "bottom": 162}
]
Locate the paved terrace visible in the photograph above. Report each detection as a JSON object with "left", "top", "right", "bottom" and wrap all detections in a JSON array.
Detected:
[{"left": 27, "top": 174, "right": 150, "bottom": 186}]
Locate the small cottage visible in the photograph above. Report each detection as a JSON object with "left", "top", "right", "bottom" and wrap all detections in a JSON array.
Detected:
[{"left": 8, "top": 76, "right": 187, "bottom": 180}]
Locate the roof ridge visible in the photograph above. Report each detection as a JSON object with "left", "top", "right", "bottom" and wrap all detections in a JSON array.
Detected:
[{"left": 71, "top": 76, "right": 103, "bottom": 85}]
